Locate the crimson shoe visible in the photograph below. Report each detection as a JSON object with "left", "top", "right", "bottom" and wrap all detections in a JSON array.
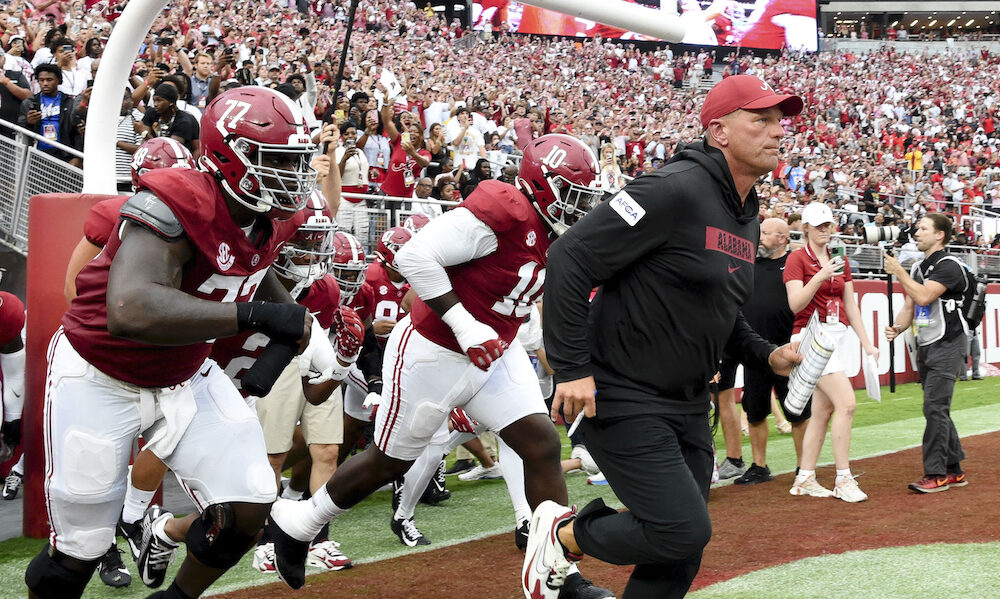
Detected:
[
  {"left": 908, "top": 475, "right": 950, "bottom": 494},
  {"left": 946, "top": 472, "right": 967, "bottom": 487}
]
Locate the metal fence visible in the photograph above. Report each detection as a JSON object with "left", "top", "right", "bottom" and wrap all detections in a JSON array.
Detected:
[{"left": 0, "top": 122, "right": 86, "bottom": 255}]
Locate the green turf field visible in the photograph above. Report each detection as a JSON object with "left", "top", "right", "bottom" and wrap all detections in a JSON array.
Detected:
[{"left": 1, "top": 379, "right": 997, "bottom": 597}]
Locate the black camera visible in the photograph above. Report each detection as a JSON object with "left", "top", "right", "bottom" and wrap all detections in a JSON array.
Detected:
[{"left": 157, "top": 36, "right": 173, "bottom": 45}]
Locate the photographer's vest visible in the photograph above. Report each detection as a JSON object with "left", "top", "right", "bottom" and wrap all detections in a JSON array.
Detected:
[{"left": 910, "top": 253, "right": 968, "bottom": 346}]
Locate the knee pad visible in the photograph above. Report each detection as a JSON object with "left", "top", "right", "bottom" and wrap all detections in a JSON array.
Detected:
[
  {"left": 25, "top": 546, "right": 97, "bottom": 599},
  {"left": 185, "top": 503, "right": 263, "bottom": 569}
]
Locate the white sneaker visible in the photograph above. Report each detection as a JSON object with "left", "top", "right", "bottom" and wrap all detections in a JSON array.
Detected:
[
  {"left": 252, "top": 542, "right": 276, "bottom": 573},
  {"left": 458, "top": 462, "right": 503, "bottom": 481},
  {"left": 717, "top": 459, "right": 747, "bottom": 480},
  {"left": 834, "top": 476, "right": 868, "bottom": 503},
  {"left": 521, "top": 501, "right": 577, "bottom": 599},
  {"left": 570, "top": 446, "right": 599, "bottom": 475},
  {"left": 789, "top": 474, "right": 834, "bottom": 498},
  {"left": 586, "top": 472, "right": 607, "bottom": 486},
  {"left": 306, "top": 539, "right": 353, "bottom": 570}
]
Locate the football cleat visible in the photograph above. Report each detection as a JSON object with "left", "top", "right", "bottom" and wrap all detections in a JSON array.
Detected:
[
  {"left": 137, "top": 506, "right": 178, "bottom": 589},
  {"left": 117, "top": 514, "right": 143, "bottom": 562},
  {"left": 98, "top": 544, "right": 131, "bottom": 588},
  {"left": 391, "top": 516, "right": 430, "bottom": 547},
  {"left": 2, "top": 471, "right": 22, "bottom": 500},
  {"left": 515, "top": 518, "right": 529, "bottom": 551},
  {"left": 269, "top": 499, "right": 320, "bottom": 589}
]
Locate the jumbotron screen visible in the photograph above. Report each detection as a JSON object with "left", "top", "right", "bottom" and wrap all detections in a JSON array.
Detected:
[{"left": 471, "top": 0, "right": 819, "bottom": 51}]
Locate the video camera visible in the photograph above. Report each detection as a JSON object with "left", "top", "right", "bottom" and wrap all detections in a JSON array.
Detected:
[{"left": 862, "top": 225, "right": 900, "bottom": 245}]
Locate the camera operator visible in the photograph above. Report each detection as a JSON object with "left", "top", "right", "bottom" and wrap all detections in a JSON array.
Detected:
[{"left": 883, "top": 214, "right": 968, "bottom": 494}]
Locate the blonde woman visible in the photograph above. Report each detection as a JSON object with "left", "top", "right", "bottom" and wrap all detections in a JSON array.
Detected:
[
  {"left": 598, "top": 142, "right": 625, "bottom": 193},
  {"left": 782, "top": 202, "right": 877, "bottom": 503}
]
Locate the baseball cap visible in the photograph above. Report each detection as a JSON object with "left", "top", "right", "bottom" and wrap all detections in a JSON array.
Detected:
[
  {"left": 801, "top": 202, "right": 834, "bottom": 227},
  {"left": 700, "top": 75, "right": 803, "bottom": 129}
]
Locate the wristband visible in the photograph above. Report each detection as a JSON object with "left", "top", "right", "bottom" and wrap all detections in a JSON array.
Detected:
[{"left": 440, "top": 302, "right": 476, "bottom": 337}]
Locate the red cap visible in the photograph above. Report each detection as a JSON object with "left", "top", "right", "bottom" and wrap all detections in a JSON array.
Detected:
[{"left": 700, "top": 75, "right": 803, "bottom": 129}]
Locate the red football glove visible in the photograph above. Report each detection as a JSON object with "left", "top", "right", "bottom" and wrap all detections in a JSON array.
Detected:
[
  {"left": 465, "top": 338, "right": 508, "bottom": 371},
  {"left": 333, "top": 306, "right": 364, "bottom": 360},
  {"left": 449, "top": 407, "right": 479, "bottom": 434}
]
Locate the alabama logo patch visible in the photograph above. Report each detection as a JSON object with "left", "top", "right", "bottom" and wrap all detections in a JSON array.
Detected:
[{"left": 609, "top": 191, "right": 645, "bottom": 226}]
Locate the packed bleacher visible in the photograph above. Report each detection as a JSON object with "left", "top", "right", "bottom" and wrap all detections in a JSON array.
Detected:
[{"left": 3, "top": 0, "right": 1000, "bottom": 255}]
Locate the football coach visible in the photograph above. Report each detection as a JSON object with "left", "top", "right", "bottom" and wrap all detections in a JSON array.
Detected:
[{"left": 535, "top": 76, "right": 805, "bottom": 599}]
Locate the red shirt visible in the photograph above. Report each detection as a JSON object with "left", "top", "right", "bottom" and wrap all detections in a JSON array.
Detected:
[
  {"left": 345, "top": 281, "right": 376, "bottom": 324},
  {"left": 409, "top": 180, "right": 550, "bottom": 354},
  {"left": 0, "top": 291, "right": 25, "bottom": 346},
  {"left": 783, "top": 244, "right": 852, "bottom": 333},
  {"left": 63, "top": 169, "right": 297, "bottom": 387},
  {"left": 381, "top": 137, "right": 431, "bottom": 198}
]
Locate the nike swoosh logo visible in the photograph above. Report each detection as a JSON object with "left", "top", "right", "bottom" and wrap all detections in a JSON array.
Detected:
[{"left": 728, "top": 265, "right": 741, "bottom": 274}]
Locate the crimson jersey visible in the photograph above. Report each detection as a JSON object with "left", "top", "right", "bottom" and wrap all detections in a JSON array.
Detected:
[
  {"left": 738, "top": 0, "right": 815, "bottom": 49},
  {"left": 409, "top": 180, "right": 550, "bottom": 354},
  {"left": 346, "top": 281, "right": 375, "bottom": 324},
  {"left": 211, "top": 275, "right": 341, "bottom": 395},
  {"left": 366, "top": 261, "right": 410, "bottom": 343},
  {"left": 0, "top": 292, "right": 24, "bottom": 348},
  {"left": 62, "top": 169, "right": 298, "bottom": 387},
  {"left": 83, "top": 196, "right": 128, "bottom": 247}
]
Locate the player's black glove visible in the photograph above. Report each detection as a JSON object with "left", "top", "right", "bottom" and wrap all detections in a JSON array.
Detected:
[
  {"left": 1, "top": 419, "right": 21, "bottom": 448},
  {"left": 236, "top": 301, "right": 307, "bottom": 342}
]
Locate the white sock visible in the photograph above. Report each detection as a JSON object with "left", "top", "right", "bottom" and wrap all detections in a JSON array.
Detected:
[
  {"left": 151, "top": 512, "right": 178, "bottom": 546},
  {"left": 836, "top": 469, "right": 852, "bottom": 480},
  {"left": 796, "top": 469, "right": 815, "bottom": 480},
  {"left": 394, "top": 443, "right": 443, "bottom": 521},
  {"left": 310, "top": 485, "right": 347, "bottom": 526},
  {"left": 497, "top": 437, "right": 530, "bottom": 525},
  {"left": 12, "top": 454, "right": 24, "bottom": 476},
  {"left": 121, "top": 485, "right": 156, "bottom": 525}
]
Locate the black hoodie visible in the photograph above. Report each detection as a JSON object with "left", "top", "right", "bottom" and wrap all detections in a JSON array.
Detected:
[{"left": 544, "top": 139, "right": 776, "bottom": 417}]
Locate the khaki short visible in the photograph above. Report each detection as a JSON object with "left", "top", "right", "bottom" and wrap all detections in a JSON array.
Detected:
[{"left": 256, "top": 362, "right": 344, "bottom": 453}]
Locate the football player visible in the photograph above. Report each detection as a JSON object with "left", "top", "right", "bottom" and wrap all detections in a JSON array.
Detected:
[
  {"left": 27, "top": 87, "right": 340, "bottom": 599},
  {"left": 267, "top": 134, "right": 613, "bottom": 599}
]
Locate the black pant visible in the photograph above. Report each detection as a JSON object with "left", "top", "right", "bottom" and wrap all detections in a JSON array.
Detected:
[
  {"left": 574, "top": 412, "right": 714, "bottom": 599},
  {"left": 917, "top": 334, "right": 966, "bottom": 475}
]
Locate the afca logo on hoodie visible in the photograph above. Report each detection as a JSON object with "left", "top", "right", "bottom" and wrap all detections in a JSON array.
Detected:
[{"left": 609, "top": 191, "right": 646, "bottom": 226}]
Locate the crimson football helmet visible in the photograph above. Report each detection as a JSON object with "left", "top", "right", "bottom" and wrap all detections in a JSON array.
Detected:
[
  {"left": 200, "top": 86, "right": 317, "bottom": 219},
  {"left": 516, "top": 134, "right": 603, "bottom": 236},
  {"left": 331, "top": 231, "right": 367, "bottom": 301},
  {"left": 273, "top": 193, "right": 336, "bottom": 294},
  {"left": 130, "top": 137, "right": 196, "bottom": 189},
  {"left": 401, "top": 213, "right": 430, "bottom": 234},
  {"left": 376, "top": 226, "right": 412, "bottom": 270}
]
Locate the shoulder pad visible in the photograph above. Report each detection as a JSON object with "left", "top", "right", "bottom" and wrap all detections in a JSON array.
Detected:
[{"left": 120, "top": 191, "right": 185, "bottom": 240}]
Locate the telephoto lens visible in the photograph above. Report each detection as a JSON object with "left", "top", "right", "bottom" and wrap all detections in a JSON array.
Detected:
[{"left": 863, "top": 225, "right": 900, "bottom": 244}]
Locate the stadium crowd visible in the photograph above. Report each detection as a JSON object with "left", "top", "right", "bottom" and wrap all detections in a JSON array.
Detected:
[{"left": 1, "top": 0, "right": 999, "bottom": 596}]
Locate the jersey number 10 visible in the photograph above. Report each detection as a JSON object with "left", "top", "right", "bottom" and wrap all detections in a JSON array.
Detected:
[{"left": 492, "top": 261, "right": 544, "bottom": 317}]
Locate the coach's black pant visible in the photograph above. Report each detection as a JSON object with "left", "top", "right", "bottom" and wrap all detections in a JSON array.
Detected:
[{"left": 575, "top": 412, "right": 714, "bottom": 599}]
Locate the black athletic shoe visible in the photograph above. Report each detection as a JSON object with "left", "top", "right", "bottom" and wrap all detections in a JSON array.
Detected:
[
  {"left": 269, "top": 519, "right": 311, "bottom": 590},
  {"left": 98, "top": 544, "right": 131, "bottom": 588},
  {"left": 420, "top": 460, "right": 451, "bottom": 505},
  {"left": 559, "top": 572, "right": 615, "bottom": 599},
  {"left": 391, "top": 517, "right": 430, "bottom": 547},
  {"left": 514, "top": 519, "right": 529, "bottom": 551},
  {"left": 734, "top": 464, "right": 774, "bottom": 485},
  {"left": 443, "top": 458, "right": 475, "bottom": 476},
  {"left": 117, "top": 515, "right": 143, "bottom": 561}
]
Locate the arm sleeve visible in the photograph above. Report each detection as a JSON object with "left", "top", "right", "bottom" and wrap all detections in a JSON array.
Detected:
[
  {"left": 723, "top": 312, "right": 777, "bottom": 372},
  {"left": 394, "top": 207, "right": 498, "bottom": 301},
  {"left": 355, "top": 325, "right": 384, "bottom": 382},
  {"left": 544, "top": 174, "right": 678, "bottom": 382}
]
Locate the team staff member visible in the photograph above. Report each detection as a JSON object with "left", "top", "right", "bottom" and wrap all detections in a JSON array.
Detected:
[
  {"left": 533, "top": 75, "right": 803, "bottom": 599},
  {"left": 734, "top": 217, "right": 804, "bottom": 485},
  {"left": 884, "top": 214, "right": 968, "bottom": 493},
  {"left": 783, "top": 202, "right": 876, "bottom": 503}
]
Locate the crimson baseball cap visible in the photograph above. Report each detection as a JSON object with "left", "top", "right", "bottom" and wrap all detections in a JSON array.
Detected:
[{"left": 700, "top": 75, "right": 803, "bottom": 129}]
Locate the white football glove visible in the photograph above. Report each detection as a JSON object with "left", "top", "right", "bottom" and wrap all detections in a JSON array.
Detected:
[
  {"left": 362, "top": 392, "right": 381, "bottom": 409},
  {"left": 441, "top": 303, "right": 507, "bottom": 371},
  {"left": 298, "top": 318, "right": 350, "bottom": 384}
]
